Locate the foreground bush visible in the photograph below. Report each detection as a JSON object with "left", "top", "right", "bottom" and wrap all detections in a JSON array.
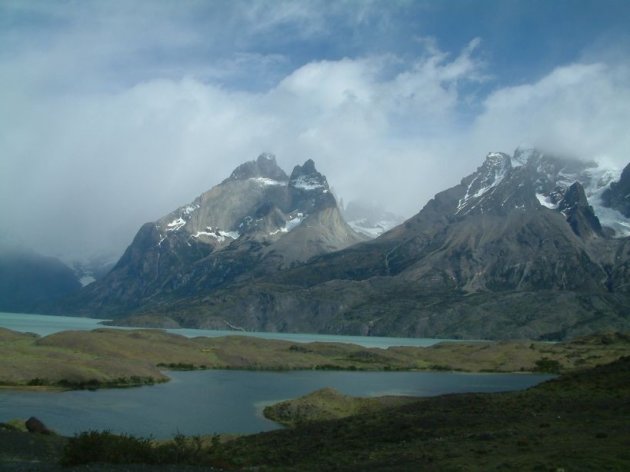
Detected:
[{"left": 60, "top": 430, "right": 219, "bottom": 466}]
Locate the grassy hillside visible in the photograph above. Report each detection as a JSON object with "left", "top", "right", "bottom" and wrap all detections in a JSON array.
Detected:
[
  {"left": 0, "top": 327, "right": 628, "bottom": 389},
  {"left": 215, "top": 355, "right": 630, "bottom": 471}
]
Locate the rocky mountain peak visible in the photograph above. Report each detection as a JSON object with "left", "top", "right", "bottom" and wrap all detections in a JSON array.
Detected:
[
  {"left": 450, "top": 147, "right": 630, "bottom": 238},
  {"left": 558, "top": 182, "right": 590, "bottom": 212},
  {"left": 558, "top": 182, "right": 603, "bottom": 238},
  {"left": 512, "top": 147, "right": 544, "bottom": 167},
  {"left": 455, "top": 152, "right": 513, "bottom": 215},
  {"left": 479, "top": 151, "right": 512, "bottom": 182},
  {"left": 619, "top": 162, "right": 630, "bottom": 186},
  {"left": 601, "top": 162, "right": 630, "bottom": 218},
  {"left": 289, "top": 159, "right": 335, "bottom": 212},
  {"left": 485, "top": 151, "right": 512, "bottom": 168},
  {"left": 225, "top": 153, "right": 288, "bottom": 183},
  {"left": 59, "top": 151, "right": 366, "bottom": 317},
  {"left": 289, "top": 159, "right": 325, "bottom": 186}
]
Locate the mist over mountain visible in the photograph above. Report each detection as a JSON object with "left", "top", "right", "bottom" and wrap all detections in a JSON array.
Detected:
[
  {"left": 79, "top": 147, "right": 630, "bottom": 340},
  {"left": 342, "top": 200, "right": 405, "bottom": 239}
]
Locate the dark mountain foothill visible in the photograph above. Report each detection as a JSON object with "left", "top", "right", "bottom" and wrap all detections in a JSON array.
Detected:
[{"left": 0, "top": 250, "right": 81, "bottom": 312}]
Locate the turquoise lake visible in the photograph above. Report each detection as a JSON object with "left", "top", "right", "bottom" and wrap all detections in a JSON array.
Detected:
[{"left": 0, "top": 311, "right": 448, "bottom": 347}]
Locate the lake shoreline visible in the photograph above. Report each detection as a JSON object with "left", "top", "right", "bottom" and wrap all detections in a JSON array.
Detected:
[
  {"left": 1, "top": 326, "right": 628, "bottom": 391},
  {"left": 2, "top": 356, "right": 628, "bottom": 470}
]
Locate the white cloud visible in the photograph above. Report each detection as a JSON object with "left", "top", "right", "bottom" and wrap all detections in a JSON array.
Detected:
[
  {"left": 0, "top": 37, "right": 484, "bottom": 260},
  {"left": 471, "top": 62, "right": 630, "bottom": 164},
  {"left": 2, "top": 2, "right": 630, "bottom": 263}
]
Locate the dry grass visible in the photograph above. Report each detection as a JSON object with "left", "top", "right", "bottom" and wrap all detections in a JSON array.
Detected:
[{"left": 0, "top": 327, "right": 628, "bottom": 389}]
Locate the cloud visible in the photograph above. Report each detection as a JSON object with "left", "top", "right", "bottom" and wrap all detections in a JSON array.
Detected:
[
  {"left": 0, "top": 33, "right": 484, "bottom": 260},
  {"left": 2, "top": 2, "right": 630, "bottom": 263},
  {"left": 471, "top": 62, "right": 630, "bottom": 164}
]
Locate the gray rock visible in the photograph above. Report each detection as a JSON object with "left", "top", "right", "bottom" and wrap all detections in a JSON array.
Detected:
[{"left": 25, "top": 417, "right": 51, "bottom": 435}]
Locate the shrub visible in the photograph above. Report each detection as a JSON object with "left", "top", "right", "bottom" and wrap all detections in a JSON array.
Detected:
[
  {"left": 153, "top": 434, "right": 208, "bottom": 464},
  {"left": 60, "top": 430, "right": 223, "bottom": 467},
  {"left": 61, "top": 431, "right": 154, "bottom": 466},
  {"left": 27, "top": 377, "right": 47, "bottom": 386},
  {"left": 535, "top": 357, "right": 562, "bottom": 373}
]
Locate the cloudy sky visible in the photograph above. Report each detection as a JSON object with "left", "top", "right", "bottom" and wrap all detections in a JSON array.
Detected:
[{"left": 2, "top": 0, "right": 630, "bottom": 262}]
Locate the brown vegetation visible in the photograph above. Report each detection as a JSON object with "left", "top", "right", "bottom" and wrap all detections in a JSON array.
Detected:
[{"left": 0, "top": 327, "right": 628, "bottom": 389}]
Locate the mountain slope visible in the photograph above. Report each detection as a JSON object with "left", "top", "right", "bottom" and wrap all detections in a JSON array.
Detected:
[
  {"left": 133, "top": 149, "right": 630, "bottom": 339},
  {"left": 57, "top": 154, "right": 364, "bottom": 316},
  {"left": 0, "top": 250, "right": 81, "bottom": 312}
]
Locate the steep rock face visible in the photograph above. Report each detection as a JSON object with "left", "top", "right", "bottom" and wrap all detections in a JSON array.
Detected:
[
  {"left": 601, "top": 162, "right": 630, "bottom": 217},
  {"left": 59, "top": 154, "right": 364, "bottom": 315},
  {"left": 558, "top": 183, "right": 603, "bottom": 238},
  {"left": 142, "top": 149, "right": 630, "bottom": 340}
]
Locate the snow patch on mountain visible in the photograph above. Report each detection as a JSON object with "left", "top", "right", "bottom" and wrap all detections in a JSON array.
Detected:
[
  {"left": 182, "top": 203, "right": 199, "bottom": 215},
  {"left": 166, "top": 218, "right": 186, "bottom": 232},
  {"left": 513, "top": 147, "right": 551, "bottom": 169},
  {"left": 79, "top": 275, "right": 96, "bottom": 286},
  {"left": 192, "top": 227, "right": 240, "bottom": 242},
  {"left": 580, "top": 167, "right": 630, "bottom": 237},
  {"left": 270, "top": 213, "right": 305, "bottom": 235},
  {"left": 591, "top": 206, "right": 630, "bottom": 237},
  {"left": 291, "top": 176, "right": 326, "bottom": 190},
  {"left": 251, "top": 177, "right": 286, "bottom": 186},
  {"left": 342, "top": 200, "right": 404, "bottom": 239},
  {"left": 349, "top": 219, "right": 401, "bottom": 238},
  {"left": 511, "top": 149, "right": 630, "bottom": 237},
  {"left": 450, "top": 148, "right": 630, "bottom": 238},
  {"left": 536, "top": 193, "right": 559, "bottom": 209}
]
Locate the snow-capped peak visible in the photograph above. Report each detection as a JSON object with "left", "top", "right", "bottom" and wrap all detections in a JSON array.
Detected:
[
  {"left": 580, "top": 166, "right": 630, "bottom": 237},
  {"left": 289, "top": 159, "right": 329, "bottom": 191},
  {"left": 474, "top": 148, "right": 630, "bottom": 238},
  {"left": 512, "top": 147, "right": 542, "bottom": 167},
  {"left": 456, "top": 152, "right": 511, "bottom": 214}
]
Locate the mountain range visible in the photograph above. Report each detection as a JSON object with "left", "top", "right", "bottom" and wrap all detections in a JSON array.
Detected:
[{"left": 46, "top": 149, "right": 630, "bottom": 339}]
